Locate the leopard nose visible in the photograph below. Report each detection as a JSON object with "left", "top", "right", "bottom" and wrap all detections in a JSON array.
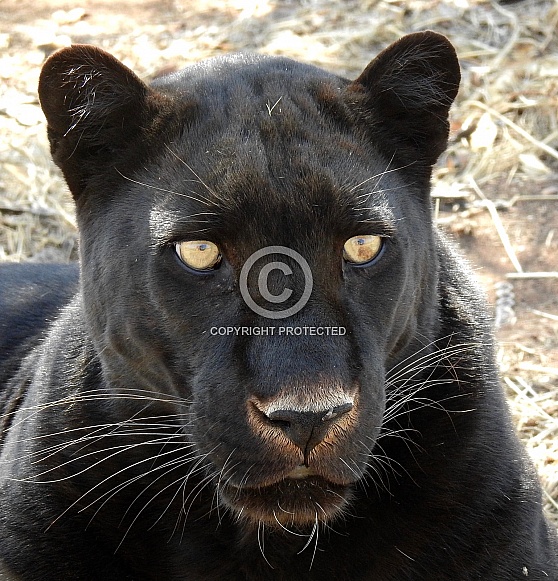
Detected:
[{"left": 266, "top": 403, "right": 354, "bottom": 460}]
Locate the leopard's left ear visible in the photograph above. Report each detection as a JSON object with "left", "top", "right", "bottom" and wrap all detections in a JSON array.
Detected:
[{"left": 348, "top": 31, "right": 460, "bottom": 169}]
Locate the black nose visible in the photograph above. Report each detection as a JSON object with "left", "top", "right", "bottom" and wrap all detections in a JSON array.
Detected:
[{"left": 266, "top": 403, "right": 354, "bottom": 461}]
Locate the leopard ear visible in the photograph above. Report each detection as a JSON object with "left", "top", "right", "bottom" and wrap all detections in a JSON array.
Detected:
[
  {"left": 348, "top": 31, "right": 460, "bottom": 170},
  {"left": 38, "top": 45, "right": 172, "bottom": 198}
]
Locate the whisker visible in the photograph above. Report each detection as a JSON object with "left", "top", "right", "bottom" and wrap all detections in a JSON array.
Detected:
[
  {"left": 116, "top": 168, "right": 213, "bottom": 207},
  {"left": 349, "top": 153, "right": 400, "bottom": 193},
  {"left": 95, "top": 448, "right": 202, "bottom": 525},
  {"left": 164, "top": 145, "right": 229, "bottom": 206},
  {"left": 45, "top": 442, "right": 199, "bottom": 532},
  {"left": 297, "top": 511, "right": 318, "bottom": 555},
  {"left": 257, "top": 521, "right": 274, "bottom": 569},
  {"left": 114, "top": 455, "right": 212, "bottom": 552}
]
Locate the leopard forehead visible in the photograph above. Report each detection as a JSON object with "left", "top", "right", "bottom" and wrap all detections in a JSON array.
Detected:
[{"left": 144, "top": 60, "right": 403, "bottom": 247}]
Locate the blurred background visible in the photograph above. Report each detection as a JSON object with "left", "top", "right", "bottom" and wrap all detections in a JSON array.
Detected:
[{"left": 0, "top": 0, "right": 557, "bottom": 523}]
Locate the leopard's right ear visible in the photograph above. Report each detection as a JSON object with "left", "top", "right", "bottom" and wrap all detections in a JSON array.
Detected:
[{"left": 38, "top": 45, "right": 176, "bottom": 199}]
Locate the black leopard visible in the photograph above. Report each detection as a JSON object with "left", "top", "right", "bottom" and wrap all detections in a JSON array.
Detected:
[{"left": 0, "top": 31, "right": 556, "bottom": 580}]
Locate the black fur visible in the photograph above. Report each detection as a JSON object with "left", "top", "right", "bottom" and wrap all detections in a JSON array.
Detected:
[{"left": 0, "top": 32, "right": 556, "bottom": 580}]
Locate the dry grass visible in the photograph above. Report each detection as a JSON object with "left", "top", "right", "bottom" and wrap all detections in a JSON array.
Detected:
[{"left": 1, "top": 0, "right": 557, "bottom": 524}]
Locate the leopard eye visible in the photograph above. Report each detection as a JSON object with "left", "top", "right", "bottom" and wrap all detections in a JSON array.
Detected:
[
  {"left": 343, "top": 235, "right": 383, "bottom": 265},
  {"left": 175, "top": 240, "right": 221, "bottom": 271}
]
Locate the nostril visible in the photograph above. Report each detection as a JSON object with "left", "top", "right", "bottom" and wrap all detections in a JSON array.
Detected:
[
  {"left": 267, "top": 416, "right": 291, "bottom": 430},
  {"left": 267, "top": 409, "right": 310, "bottom": 426},
  {"left": 321, "top": 403, "right": 353, "bottom": 422}
]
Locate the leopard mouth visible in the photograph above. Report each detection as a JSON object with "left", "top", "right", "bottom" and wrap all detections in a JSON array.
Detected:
[
  {"left": 286, "top": 464, "right": 318, "bottom": 479},
  {"left": 219, "top": 471, "right": 352, "bottom": 527}
]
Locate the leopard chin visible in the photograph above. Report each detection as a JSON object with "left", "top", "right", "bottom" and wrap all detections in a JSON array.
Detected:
[{"left": 220, "top": 475, "right": 352, "bottom": 527}]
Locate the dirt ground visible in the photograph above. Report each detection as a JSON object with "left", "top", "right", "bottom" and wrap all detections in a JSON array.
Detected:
[{"left": 1, "top": 0, "right": 557, "bottom": 524}]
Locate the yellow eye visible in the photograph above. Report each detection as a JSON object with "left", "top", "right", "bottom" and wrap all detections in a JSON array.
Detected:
[
  {"left": 175, "top": 240, "right": 221, "bottom": 271},
  {"left": 343, "top": 235, "right": 383, "bottom": 265}
]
